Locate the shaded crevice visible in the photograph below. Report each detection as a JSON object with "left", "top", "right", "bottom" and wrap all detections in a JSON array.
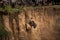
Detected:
[
  {"left": 13, "top": 13, "right": 20, "bottom": 40},
  {"left": 0, "top": 15, "right": 4, "bottom": 25},
  {"left": 9, "top": 14, "right": 15, "bottom": 40}
]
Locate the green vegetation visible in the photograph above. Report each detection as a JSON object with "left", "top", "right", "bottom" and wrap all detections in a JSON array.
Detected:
[
  {"left": 4, "top": 5, "right": 24, "bottom": 12},
  {"left": 0, "top": 5, "right": 24, "bottom": 14},
  {"left": 0, "top": 24, "right": 8, "bottom": 37},
  {"left": 0, "top": 4, "right": 60, "bottom": 14}
]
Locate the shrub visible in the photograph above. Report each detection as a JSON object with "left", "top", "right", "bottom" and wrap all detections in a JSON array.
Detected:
[{"left": 0, "top": 24, "right": 8, "bottom": 37}]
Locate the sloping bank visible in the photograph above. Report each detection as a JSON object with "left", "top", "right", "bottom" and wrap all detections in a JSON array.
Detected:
[{"left": 0, "top": 6, "right": 60, "bottom": 40}]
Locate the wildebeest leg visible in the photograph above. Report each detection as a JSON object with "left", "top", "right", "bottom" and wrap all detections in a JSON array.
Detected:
[
  {"left": 0, "top": 2, "right": 4, "bottom": 8},
  {"left": 31, "top": 0, "right": 36, "bottom": 6},
  {"left": 11, "top": 3, "right": 16, "bottom": 8},
  {"left": 41, "top": 1, "right": 44, "bottom": 6},
  {"left": 26, "top": 0, "right": 34, "bottom": 6},
  {"left": 35, "top": 0, "right": 39, "bottom": 6}
]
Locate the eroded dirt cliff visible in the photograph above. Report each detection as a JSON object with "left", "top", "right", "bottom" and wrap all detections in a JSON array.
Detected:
[{"left": 0, "top": 7, "right": 60, "bottom": 40}]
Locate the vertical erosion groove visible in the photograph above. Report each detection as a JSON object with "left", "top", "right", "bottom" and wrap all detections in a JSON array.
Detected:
[
  {"left": 13, "top": 13, "right": 20, "bottom": 40},
  {"left": 9, "top": 14, "right": 14, "bottom": 40}
]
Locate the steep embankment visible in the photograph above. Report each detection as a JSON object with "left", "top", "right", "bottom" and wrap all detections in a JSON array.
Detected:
[{"left": 0, "top": 6, "right": 60, "bottom": 40}]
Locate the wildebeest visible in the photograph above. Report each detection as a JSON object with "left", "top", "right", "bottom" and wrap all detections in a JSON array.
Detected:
[
  {"left": 47, "top": 0, "right": 60, "bottom": 5},
  {"left": 15, "top": 0, "right": 60, "bottom": 6},
  {"left": 17, "top": 0, "right": 43, "bottom": 6},
  {"left": 0, "top": 0, "right": 3, "bottom": 7},
  {"left": 0, "top": 0, "right": 60, "bottom": 7},
  {"left": 52, "top": 0, "right": 60, "bottom": 5}
]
